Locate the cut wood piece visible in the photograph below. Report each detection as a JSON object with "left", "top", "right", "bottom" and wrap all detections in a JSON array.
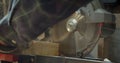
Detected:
[{"left": 22, "top": 41, "right": 59, "bottom": 56}]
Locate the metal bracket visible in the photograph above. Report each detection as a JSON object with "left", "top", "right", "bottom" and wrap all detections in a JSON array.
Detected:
[
  {"left": 88, "top": 9, "right": 115, "bottom": 23},
  {"left": 80, "top": 3, "right": 115, "bottom": 23}
]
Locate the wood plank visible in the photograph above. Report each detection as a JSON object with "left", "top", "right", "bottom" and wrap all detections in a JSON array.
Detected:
[{"left": 22, "top": 41, "right": 59, "bottom": 56}]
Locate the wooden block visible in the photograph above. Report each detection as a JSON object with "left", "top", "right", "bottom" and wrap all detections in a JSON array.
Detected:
[{"left": 22, "top": 41, "right": 59, "bottom": 56}]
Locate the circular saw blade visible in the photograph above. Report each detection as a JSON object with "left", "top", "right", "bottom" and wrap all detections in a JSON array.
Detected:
[{"left": 50, "top": 8, "right": 102, "bottom": 57}]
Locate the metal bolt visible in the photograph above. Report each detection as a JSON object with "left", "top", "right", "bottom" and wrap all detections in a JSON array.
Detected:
[{"left": 66, "top": 18, "right": 78, "bottom": 32}]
